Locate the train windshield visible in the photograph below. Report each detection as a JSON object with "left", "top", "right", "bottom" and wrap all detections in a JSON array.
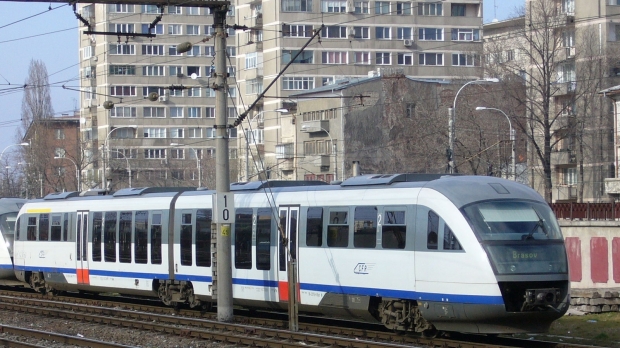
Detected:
[
  {"left": 0, "top": 212, "right": 17, "bottom": 255},
  {"left": 462, "top": 200, "right": 562, "bottom": 242}
]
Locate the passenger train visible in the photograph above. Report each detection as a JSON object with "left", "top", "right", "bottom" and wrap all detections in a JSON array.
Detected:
[
  {"left": 11, "top": 174, "right": 569, "bottom": 335},
  {"left": 0, "top": 198, "right": 26, "bottom": 279}
]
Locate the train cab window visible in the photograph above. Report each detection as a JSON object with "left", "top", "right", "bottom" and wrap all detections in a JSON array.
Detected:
[
  {"left": 427, "top": 211, "right": 439, "bottom": 250},
  {"left": 151, "top": 213, "right": 162, "bottom": 264},
  {"left": 50, "top": 215, "right": 62, "bottom": 241},
  {"left": 256, "top": 208, "right": 272, "bottom": 270},
  {"left": 38, "top": 214, "right": 49, "bottom": 241},
  {"left": 63, "top": 213, "right": 69, "bottom": 241},
  {"left": 135, "top": 211, "right": 148, "bottom": 264},
  {"left": 92, "top": 212, "right": 103, "bottom": 262},
  {"left": 443, "top": 225, "right": 462, "bottom": 250},
  {"left": 119, "top": 212, "right": 133, "bottom": 263},
  {"left": 27, "top": 216, "right": 36, "bottom": 241},
  {"left": 382, "top": 210, "right": 406, "bottom": 249},
  {"left": 354, "top": 206, "right": 377, "bottom": 248},
  {"left": 306, "top": 207, "right": 323, "bottom": 247},
  {"left": 234, "top": 208, "right": 253, "bottom": 270},
  {"left": 327, "top": 211, "right": 349, "bottom": 248},
  {"left": 104, "top": 212, "right": 118, "bottom": 262},
  {"left": 196, "top": 209, "right": 212, "bottom": 267},
  {"left": 181, "top": 213, "right": 193, "bottom": 266},
  {"left": 15, "top": 217, "right": 20, "bottom": 241}
]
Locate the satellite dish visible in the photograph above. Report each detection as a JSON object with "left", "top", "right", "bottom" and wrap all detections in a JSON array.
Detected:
[
  {"left": 148, "top": 92, "right": 159, "bottom": 101},
  {"left": 102, "top": 101, "right": 114, "bottom": 110},
  {"left": 190, "top": 73, "right": 198, "bottom": 80}
]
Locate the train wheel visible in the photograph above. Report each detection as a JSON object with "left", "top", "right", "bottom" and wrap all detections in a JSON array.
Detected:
[
  {"left": 157, "top": 283, "right": 173, "bottom": 306},
  {"left": 421, "top": 327, "right": 440, "bottom": 338},
  {"left": 28, "top": 272, "right": 46, "bottom": 294}
]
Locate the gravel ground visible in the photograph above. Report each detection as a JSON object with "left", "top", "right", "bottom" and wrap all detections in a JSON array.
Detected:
[{"left": 0, "top": 310, "right": 231, "bottom": 347}]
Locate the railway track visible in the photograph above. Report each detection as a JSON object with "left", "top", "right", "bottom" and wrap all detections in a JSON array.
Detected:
[
  {"left": 0, "top": 289, "right": 604, "bottom": 348},
  {"left": 0, "top": 324, "right": 135, "bottom": 347}
]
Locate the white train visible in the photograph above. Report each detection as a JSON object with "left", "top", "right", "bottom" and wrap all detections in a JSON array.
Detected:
[
  {"left": 0, "top": 198, "right": 26, "bottom": 279},
  {"left": 13, "top": 174, "right": 569, "bottom": 335}
]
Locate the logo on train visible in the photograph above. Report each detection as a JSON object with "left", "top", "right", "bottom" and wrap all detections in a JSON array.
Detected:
[{"left": 354, "top": 263, "right": 375, "bottom": 274}]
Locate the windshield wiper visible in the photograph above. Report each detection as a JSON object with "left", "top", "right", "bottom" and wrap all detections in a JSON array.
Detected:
[{"left": 523, "top": 210, "right": 548, "bottom": 240}]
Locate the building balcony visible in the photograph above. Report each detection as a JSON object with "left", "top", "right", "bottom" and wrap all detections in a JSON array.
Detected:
[
  {"left": 605, "top": 178, "right": 620, "bottom": 195},
  {"left": 301, "top": 120, "right": 329, "bottom": 133},
  {"left": 551, "top": 149, "right": 576, "bottom": 165},
  {"left": 279, "top": 158, "right": 294, "bottom": 171},
  {"left": 245, "top": 66, "right": 263, "bottom": 80},
  {"left": 306, "top": 155, "right": 330, "bottom": 167},
  {"left": 554, "top": 81, "right": 576, "bottom": 95},
  {"left": 555, "top": 185, "right": 577, "bottom": 201}
]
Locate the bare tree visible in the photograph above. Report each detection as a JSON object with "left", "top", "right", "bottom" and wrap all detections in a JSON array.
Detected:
[{"left": 18, "top": 60, "right": 54, "bottom": 138}]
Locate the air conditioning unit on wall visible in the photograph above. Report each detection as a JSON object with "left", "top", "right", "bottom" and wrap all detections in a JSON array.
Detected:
[{"left": 403, "top": 39, "right": 413, "bottom": 47}]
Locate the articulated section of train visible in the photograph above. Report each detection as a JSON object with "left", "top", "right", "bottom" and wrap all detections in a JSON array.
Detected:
[{"left": 3, "top": 174, "right": 568, "bottom": 335}]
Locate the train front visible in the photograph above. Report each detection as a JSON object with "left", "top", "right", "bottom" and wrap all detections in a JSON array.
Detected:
[
  {"left": 0, "top": 199, "right": 25, "bottom": 279},
  {"left": 461, "top": 197, "right": 569, "bottom": 332}
]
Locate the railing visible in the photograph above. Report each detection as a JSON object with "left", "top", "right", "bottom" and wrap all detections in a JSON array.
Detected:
[{"left": 550, "top": 202, "right": 620, "bottom": 220}]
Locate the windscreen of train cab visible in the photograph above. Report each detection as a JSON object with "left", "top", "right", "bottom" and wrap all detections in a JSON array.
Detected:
[
  {"left": 0, "top": 212, "right": 17, "bottom": 253},
  {"left": 462, "top": 200, "right": 567, "bottom": 275}
]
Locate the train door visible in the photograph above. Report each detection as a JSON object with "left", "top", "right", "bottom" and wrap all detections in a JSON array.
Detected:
[
  {"left": 277, "top": 206, "right": 299, "bottom": 302},
  {"left": 76, "top": 211, "right": 89, "bottom": 285}
]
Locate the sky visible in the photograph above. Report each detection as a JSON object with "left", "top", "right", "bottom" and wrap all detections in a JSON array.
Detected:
[{"left": 0, "top": 0, "right": 524, "bottom": 163}]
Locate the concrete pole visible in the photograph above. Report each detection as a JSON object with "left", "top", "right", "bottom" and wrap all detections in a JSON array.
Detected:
[
  {"left": 213, "top": 6, "right": 233, "bottom": 323},
  {"left": 448, "top": 107, "right": 454, "bottom": 174}
]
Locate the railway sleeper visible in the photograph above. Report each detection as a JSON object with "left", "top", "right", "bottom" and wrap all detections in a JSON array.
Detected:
[
  {"left": 157, "top": 280, "right": 202, "bottom": 308},
  {"left": 378, "top": 299, "right": 434, "bottom": 334}
]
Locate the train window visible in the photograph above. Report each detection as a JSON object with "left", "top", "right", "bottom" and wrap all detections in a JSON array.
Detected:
[
  {"left": 63, "top": 213, "right": 69, "bottom": 241},
  {"left": 27, "top": 217, "right": 37, "bottom": 241},
  {"left": 151, "top": 213, "right": 162, "bottom": 264},
  {"left": 427, "top": 211, "right": 439, "bottom": 250},
  {"left": 235, "top": 209, "right": 253, "bottom": 270},
  {"left": 92, "top": 212, "right": 103, "bottom": 262},
  {"left": 443, "top": 225, "right": 462, "bottom": 250},
  {"left": 306, "top": 207, "right": 323, "bottom": 247},
  {"left": 119, "top": 212, "right": 133, "bottom": 263},
  {"left": 382, "top": 210, "right": 406, "bottom": 249},
  {"left": 354, "top": 206, "right": 377, "bottom": 248},
  {"left": 76, "top": 214, "right": 82, "bottom": 260},
  {"left": 15, "top": 217, "right": 20, "bottom": 240},
  {"left": 181, "top": 213, "right": 193, "bottom": 266},
  {"left": 196, "top": 209, "right": 212, "bottom": 267},
  {"left": 279, "top": 210, "right": 286, "bottom": 272},
  {"left": 135, "top": 211, "right": 148, "bottom": 264},
  {"left": 256, "top": 208, "right": 272, "bottom": 270},
  {"left": 51, "top": 215, "right": 62, "bottom": 241},
  {"left": 38, "top": 214, "right": 49, "bottom": 241},
  {"left": 327, "top": 211, "right": 349, "bottom": 248},
  {"left": 104, "top": 212, "right": 117, "bottom": 262},
  {"left": 290, "top": 210, "right": 298, "bottom": 261}
]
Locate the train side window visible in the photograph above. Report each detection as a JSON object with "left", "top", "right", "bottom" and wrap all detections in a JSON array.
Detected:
[
  {"left": 92, "top": 212, "right": 102, "bottom": 262},
  {"left": 15, "top": 217, "right": 20, "bottom": 240},
  {"left": 135, "top": 211, "right": 148, "bottom": 264},
  {"left": 27, "top": 217, "right": 37, "bottom": 241},
  {"left": 151, "top": 213, "right": 162, "bottom": 264},
  {"left": 104, "top": 212, "right": 117, "bottom": 262},
  {"left": 50, "top": 214, "right": 62, "bottom": 241},
  {"left": 181, "top": 212, "right": 193, "bottom": 266},
  {"left": 443, "top": 224, "right": 463, "bottom": 251},
  {"left": 234, "top": 208, "right": 253, "bottom": 270},
  {"left": 63, "top": 213, "right": 69, "bottom": 241},
  {"left": 427, "top": 211, "right": 439, "bottom": 250},
  {"left": 354, "top": 206, "right": 377, "bottom": 248},
  {"left": 327, "top": 210, "right": 349, "bottom": 248},
  {"left": 306, "top": 207, "right": 323, "bottom": 247},
  {"left": 256, "top": 208, "right": 272, "bottom": 270},
  {"left": 119, "top": 211, "right": 133, "bottom": 263},
  {"left": 76, "top": 214, "right": 82, "bottom": 260},
  {"left": 383, "top": 210, "right": 406, "bottom": 249},
  {"left": 38, "top": 214, "right": 49, "bottom": 241},
  {"left": 196, "top": 209, "right": 212, "bottom": 267}
]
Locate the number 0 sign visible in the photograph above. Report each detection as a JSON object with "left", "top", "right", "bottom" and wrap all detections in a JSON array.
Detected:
[{"left": 213, "top": 193, "right": 235, "bottom": 223}]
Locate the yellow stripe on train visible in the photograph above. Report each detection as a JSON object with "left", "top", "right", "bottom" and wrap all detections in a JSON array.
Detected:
[{"left": 26, "top": 208, "right": 52, "bottom": 213}]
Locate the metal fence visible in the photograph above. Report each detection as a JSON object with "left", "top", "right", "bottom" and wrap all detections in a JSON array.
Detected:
[{"left": 550, "top": 202, "right": 619, "bottom": 220}]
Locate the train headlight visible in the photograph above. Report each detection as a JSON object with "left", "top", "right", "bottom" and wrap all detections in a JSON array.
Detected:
[{"left": 510, "top": 265, "right": 516, "bottom": 272}]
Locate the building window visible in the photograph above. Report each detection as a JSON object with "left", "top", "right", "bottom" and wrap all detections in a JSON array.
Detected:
[
  {"left": 283, "top": 24, "right": 312, "bottom": 37},
  {"left": 375, "top": 27, "right": 391, "bottom": 40},
  {"left": 205, "top": 46, "right": 215, "bottom": 57},
  {"left": 144, "top": 149, "right": 166, "bottom": 159},
  {"left": 418, "top": 28, "right": 443, "bottom": 41},
  {"left": 397, "top": 27, "right": 412, "bottom": 40},
  {"left": 405, "top": 103, "right": 415, "bottom": 118},
  {"left": 282, "top": 77, "right": 315, "bottom": 90},
  {"left": 322, "top": 51, "right": 347, "bottom": 64},
  {"left": 376, "top": 52, "right": 391, "bottom": 65},
  {"left": 451, "top": 28, "right": 480, "bottom": 41},
  {"left": 142, "top": 45, "right": 164, "bottom": 55},
  {"left": 143, "top": 66, "right": 165, "bottom": 76},
  {"left": 396, "top": 2, "right": 411, "bottom": 14},
  {"left": 111, "top": 106, "right": 136, "bottom": 118},
  {"left": 321, "top": 26, "right": 347, "bottom": 38},
  {"left": 110, "top": 86, "right": 136, "bottom": 96},
  {"left": 246, "top": 79, "right": 263, "bottom": 94},
  {"left": 109, "top": 23, "right": 134, "bottom": 33},
  {"left": 170, "top": 128, "right": 184, "bottom": 139},
  {"left": 375, "top": 1, "right": 390, "bottom": 14},
  {"left": 168, "top": 5, "right": 182, "bottom": 14},
  {"left": 418, "top": 3, "right": 442, "bottom": 16},
  {"left": 188, "top": 107, "right": 201, "bottom": 118},
  {"left": 186, "top": 46, "right": 201, "bottom": 57},
  {"left": 109, "top": 44, "right": 135, "bottom": 55},
  {"left": 226, "top": 46, "right": 236, "bottom": 57},
  {"left": 189, "top": 128, "right": 202, "bottom": 138},
  {"left": 419, "top": 53, "right": 443, "bottom": 66},
  {"left": 170, "top": 107, "right": 183, "bottom": 118},
  {"left": 169, "top": 46, "right": 182, "bottom": 56},
  {"left": 452, "top": 53, "right": 479, "bottom": 67},
  {"left": 169, "top": 66, "right": 182, "bottom": 76},
  {"left": 111, "top": 4, "right": 134, "bottom": 12},
  {"left": 282, "top": 50, "right": 313, "bottom": 64},
  {"left": 171, "top": 149, "right": 184, "bottom": 159},
  {"left": 282, "top": 0, "right": 312, "bottom": 12},
  {"left": 110, "top": 65, "right": 135, "bottom": 75},
  {"left": 143, "top": 107, "right": 165, "bottom": 118},
  {"left": 187, "top": 6, "right": 200, "bottom": 15},
  {"left": 205, "top": 107, "right": 215, "bottom": 118},
  {"left": 352, "top": 27, "right": 369, "bottom": 39},
  {"left": 321, "top": 0, "right": 346, "bottom": 12},
  {"left": 451, "top": 4, "right": 465, "bottom": 16},
  {"left": 560, "top": 167, "right": 577, "bottom": 185},
  {"left": 168, "top": 24, "right": 182, "bottom": 35},
  {"left": 206, "top": 128, "right": 216, "bottom": 138},
  {"left": 246, "top": 52, "right": 258, "bottom": 69},
  {"left": 55, "top": 129, "right": 65, "bottom": 140},
  {"left": 397, "top": 53, "right": 413, "bottom": 65},
  {"left": 354, "top": 52, "right": 371, "bottom": 64},
  {"left": 141, "top": 23, "right": 163, "bottom": 34},
  {"left": 354, "top": 1, "right": 369, "bottom": 13},
  {"left": 187, "top": 87, "right": 201, "bottom": 97},
  {"left": 144, "top": 128, "right": 166, "bottom": 138}
]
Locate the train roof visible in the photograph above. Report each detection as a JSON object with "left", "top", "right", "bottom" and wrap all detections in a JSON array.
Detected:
[{"left": 0, "top": 198, "right": 27, "bottom": 215}]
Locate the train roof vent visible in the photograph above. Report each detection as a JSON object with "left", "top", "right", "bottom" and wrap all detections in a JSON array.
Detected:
[
  {"left": 113, "top": 187, "right": 197, "bottom": 197},
  {"left": 340, "top": 173, "right": 449, "bottom": 186},
  {"left": 230, "top": 180, "right": 329, "bottom": 191},
  {"left": 43, "top": 191, "right": 80, "bottom": 200}
]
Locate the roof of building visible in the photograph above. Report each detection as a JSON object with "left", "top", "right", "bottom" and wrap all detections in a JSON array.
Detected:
[{"left": 599, "top": 85, "right": 620, "bottom": 96}]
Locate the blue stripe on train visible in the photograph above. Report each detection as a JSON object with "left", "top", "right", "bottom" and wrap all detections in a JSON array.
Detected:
[
  {"left": 16, "top": 266, "right": 503, "bottom": 305},
  {"left": 0, "top": 264, "right": 14, "bottom": 270}
]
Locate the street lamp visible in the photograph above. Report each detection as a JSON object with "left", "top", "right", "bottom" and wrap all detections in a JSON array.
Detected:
[
  {"left": 103, "top": 125, "right": 137, "bottom": 190},
  {"left": 54, "top": 156, "right": 81, "bottom": 192},
  {"left": 109, "top": 150, "right": 132, "bottom": 188},
  {"left": 0, "top": 143, "right": 29, "bottom": 164},
  {"left": 448, "top": 78, "right": 499, "bottom": 173},
  {"left": 300, "top": 124, "right": 338, "bottom": 181},
  {"left": 170, "top": 143, "right": 201, "bottom": 187},
  {"left": 244, "top": 109, "right": 288, "bottom": 181},
  {"left": 475, "top": 107, "right": 516, "bottom": 181}
]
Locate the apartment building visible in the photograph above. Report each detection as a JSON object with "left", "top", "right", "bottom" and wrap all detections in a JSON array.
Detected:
[
  {"left": 235, "top": 0, "right": 484, "bottom": 181},
  {"left": 77, "top": 3, "right": 238, "bottom": 191}
]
